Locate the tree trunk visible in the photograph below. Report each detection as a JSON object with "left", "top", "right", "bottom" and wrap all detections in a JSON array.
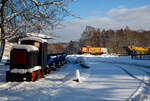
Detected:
[
  {"left": 0, "top": 39, "right": 5, "bottom": 61},
  {"left": 0, "top": 0, "right": 7, "bottom": 61}
]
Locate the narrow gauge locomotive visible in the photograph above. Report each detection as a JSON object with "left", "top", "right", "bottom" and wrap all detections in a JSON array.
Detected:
[
  {"left": 79, "top": 46, "right": 108, "bottom": 55},
  {"left": 6, "top": 37, "right": 67, "bottom": 82}
]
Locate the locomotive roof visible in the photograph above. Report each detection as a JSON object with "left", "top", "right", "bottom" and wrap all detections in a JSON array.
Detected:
[
  {"left": 11, "top": 45, "right": 39, "bottom": 52},
  {"left": 20, "top": 37, "right": 48, "bottom": 43}
]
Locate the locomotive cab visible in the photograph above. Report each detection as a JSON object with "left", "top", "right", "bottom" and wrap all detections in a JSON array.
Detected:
[{"left": 20, "top": 37, "right": 48, "bottom": 68}]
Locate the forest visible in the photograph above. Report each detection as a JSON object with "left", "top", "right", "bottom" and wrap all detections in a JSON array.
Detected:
[{"left": 65, "top": 26, "right": 150, "bottom": 54}]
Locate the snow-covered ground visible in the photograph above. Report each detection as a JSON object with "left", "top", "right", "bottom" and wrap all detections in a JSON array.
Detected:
[{"left": 0, "top": 54, "right": 150, "bottom": 101}]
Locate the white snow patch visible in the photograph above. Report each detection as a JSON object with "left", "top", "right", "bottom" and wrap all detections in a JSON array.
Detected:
[
  {"left": 63, "top": 69, "right": 80, "bottom": 82},
  {"left": 1, "top": 56, "right": 10, "bottom": 63},
  {"left": 20, "top": 37, "right": 47, "bottom": 43},
  {"left": 10, "top": 66, "right": 41, "bottom": 74},
  {"left": 26, "top": 33, "right": 55, "bottom": 39},
  {"left": 12, "top": 45, "right": 39, "bottom": 52}
]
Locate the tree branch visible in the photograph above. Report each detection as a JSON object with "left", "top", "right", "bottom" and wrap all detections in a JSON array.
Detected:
[{"left": 5, "top": 0, "right": 66, "bottom": 24}]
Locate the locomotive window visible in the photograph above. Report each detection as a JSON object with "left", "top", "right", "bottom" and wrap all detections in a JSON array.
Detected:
[
  {"left": 82, "top": 48, "right": 87, "bottom": 51},
  {"left": 13, "top": 50, "right": 27, "bottom": 64},
  {"left": 34, "top": 42, "right": 40, "bottom": 48}
]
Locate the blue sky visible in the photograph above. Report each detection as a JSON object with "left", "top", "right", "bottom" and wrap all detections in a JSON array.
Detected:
[
  {"left": 66, "top": 0, "right": 150, "bottom": 20},
  {"left": 50, "top": 0, "right": 150, "bottom": 42}
]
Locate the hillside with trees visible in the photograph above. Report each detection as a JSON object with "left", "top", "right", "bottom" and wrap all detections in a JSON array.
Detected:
[
  {"left": 48, "top": 43, "right": 68, "bottom": 54},
  {"left": 79, "top": 26, "right": 150, "bottom": 54}
]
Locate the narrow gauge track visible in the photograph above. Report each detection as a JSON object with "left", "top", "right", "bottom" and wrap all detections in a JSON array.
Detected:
[
  {"left": 91, "top": 60, "right": 150, "bottom": 101},
  {"left": 115, "top": 65, "right": 150, "bottom": 86},
  {"left": 95, "top": 60, "right": 150, "bottom": 86},
  {"left": 95, "top": 60, "right": 150, "bottom": 69},
  {"left": 112, "top": 63, "right": 150, "bottom": 101}
]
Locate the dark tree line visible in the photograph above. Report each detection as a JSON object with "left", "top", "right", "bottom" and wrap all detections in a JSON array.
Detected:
[
  {"left": 48, "top": 42, "right": 68, "bottom": 54},
  {"left": 79, "top": 26, "right": 150, "bottom": 54},
  {"left": 48, "top": 25, "right": 150, "bottom": 55}
]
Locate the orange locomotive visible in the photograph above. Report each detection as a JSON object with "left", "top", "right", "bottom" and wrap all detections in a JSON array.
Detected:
[{"left": 79, "top": 46, "right": 107, "bottom": 55}]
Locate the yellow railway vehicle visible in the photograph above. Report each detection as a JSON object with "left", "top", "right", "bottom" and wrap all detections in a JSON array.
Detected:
[
  {"left": 124, "top": 46, "right": 150, "bottom": 55},
  {"left": 79, "top": 46, "right": 107, "bottom": 55}
]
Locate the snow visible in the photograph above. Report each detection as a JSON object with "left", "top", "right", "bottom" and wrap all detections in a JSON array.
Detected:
[
  {"left": 25, "top": 33, "right": 55, "bottom": 39},
  {"left": 0, "top": 54, "right": 150, "bottom": 101},
  {"left": 12, "top": 45, "right": 39, "bottom": 52},
  {"left": 63, "top": 69, "right": 80, "bottom": 82},
  {"left": 101, "top": 48, "right": 108, "bottom": 53},
  {"left": 1, "top": 56, "right": 10, "bottom": 63},
  {"left": 10, "top": 66, "right": 41, "bottom": 74},
  {"left": 20, "top": 37, "right": 48, "bottom": 43}
]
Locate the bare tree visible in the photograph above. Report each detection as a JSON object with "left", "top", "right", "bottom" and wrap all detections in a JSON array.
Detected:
[{"left": 0, "top": 0, "right": 74, "bottom": 61}]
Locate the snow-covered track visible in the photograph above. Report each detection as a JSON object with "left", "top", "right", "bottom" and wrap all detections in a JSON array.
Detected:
[
  {"left": 93, "top": 60, "right": 150, "bottom": 86},
  {"left": 116, "top": 65, "right": 150, "bottom": 86},
  {"left": 96, "top": 60, "right": 150, "bottom": 69}
]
